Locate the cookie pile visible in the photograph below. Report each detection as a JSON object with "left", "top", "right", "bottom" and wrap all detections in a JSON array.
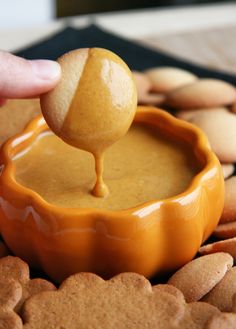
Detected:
[{"left": 0, "top": 254, "right": 236, "bottom": 328}]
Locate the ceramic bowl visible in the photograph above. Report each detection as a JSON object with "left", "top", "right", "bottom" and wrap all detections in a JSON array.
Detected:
[{"left": 0, "top": 106, "right": 224, "bottom": 282}]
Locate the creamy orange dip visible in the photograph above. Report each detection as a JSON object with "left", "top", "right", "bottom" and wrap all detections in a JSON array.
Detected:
[{"left": 14, "top": 123, "right": 199, "bottom": 211}]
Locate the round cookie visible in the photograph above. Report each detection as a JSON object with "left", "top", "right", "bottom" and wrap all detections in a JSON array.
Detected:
[
  {"left": 176, "top": 107, "right": 228, "bottom": 121},
  {"left": 40, "top": 48, "right": 137, "bottom": 154},
  {"left": 199, "top": 238, "right": 236, "bottom": 260},
  {"left": 145, "top": 67, "right": 197, "bottom": 93},
  {"left": 202, "top": 267, "right": 236, "bottom": 312},
  {"left": 138, "top": 93, "right": 165, "bottom": 106},
  {"left": 166, "top": 79, "right": 236, "bottom": 110},
  {"left": 132, "top": 71, "right": 152, "bottom": 96},
  {"left": 214, "top": 221, "right": 236, "bottom": 239},
  {"left": 167, "top": 252, "right": 233, "bottom": 303},
  {"left": 186, "top": 110, "right": 236, "bottom": 163},
  {"left": 221, "top": 176, "right": 236, "bottom": 223}
]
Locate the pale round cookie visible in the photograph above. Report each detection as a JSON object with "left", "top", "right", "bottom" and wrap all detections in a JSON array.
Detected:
[
  {"left": 132, "top": 71, "right": 152, "bottom": 96},
  {"left": 176, "top": 107, "right": 228, "bottom": 121},
  {"left": 202, "top": 267, "right": 236, "bottom": 312},
  {"left": 167, "top": 253, "right": 233, "bottom": 303},
  {"left": 166, "top": 79, "right": 236, "bottom": 110},
  {"left": 145, "top": 67, "right": 197, "bottom": 93},
  {"left": 221, "top": 164, "right": 234, "bottom": 180},
  {"left": 214, "top": 221, "right": 236, "bottom": 239},
  {"left": 186, "top": 110, "right": 236, "bottom": 163},
  {"left": 221, "top": 176, "right": 236, "bottom": 223},
  {"left": 199, "top": 238, "right": 236, "bottom": 260},
  {"left": 138, "top": 93, "right": 165, "bottom": 106},
  {"left": 40, "top": 48, "right": 137, "bottom": 154}
]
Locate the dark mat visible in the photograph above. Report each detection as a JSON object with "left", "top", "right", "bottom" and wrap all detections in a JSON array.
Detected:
[{"left": 16, "top": 24, "right": 236, "bottom": 85}]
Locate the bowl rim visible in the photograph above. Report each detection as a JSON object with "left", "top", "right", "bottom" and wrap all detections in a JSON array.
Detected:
[{"left": 0, "top": 106, "right": 220, "bottom": 218}]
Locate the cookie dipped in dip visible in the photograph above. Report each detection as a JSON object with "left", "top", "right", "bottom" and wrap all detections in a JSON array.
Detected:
[{"left": 40, "top": 48, "right": 137, "bottom": 198}]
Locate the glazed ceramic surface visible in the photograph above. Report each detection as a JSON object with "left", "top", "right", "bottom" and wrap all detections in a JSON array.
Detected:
[{"left": 0, "top": 106, "right": 224, "bottom": 282}]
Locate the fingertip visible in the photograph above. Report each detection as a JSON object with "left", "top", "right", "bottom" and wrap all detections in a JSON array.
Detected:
[{"left": 30, "top": 60, "right": 61, "bottom": 82}]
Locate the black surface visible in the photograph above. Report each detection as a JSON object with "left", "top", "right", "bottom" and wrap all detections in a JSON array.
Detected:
[{"left": 16, "top": 24, "right": 236, "bottom": 85}]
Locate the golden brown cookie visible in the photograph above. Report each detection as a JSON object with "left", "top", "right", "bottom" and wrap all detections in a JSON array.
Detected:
[
  {"left": 221, "top": 176, "right": 236, "bottom": 223},
  {"left": 199, "top": 238, "right": 236, "bottom": 260},
  {"left": 202, "top": 267, "right": 236, "bottom": 311},
  {"left": 206, "top": 312, "right": 236, "bottom": 329},
  {"left": 0, "top": 99, "right": 40, "bottom": 147},
  {"left": 166, "top": 79, "right": 236, "bottom": 110},
  {"left": 145, "top": 67, "right": 197, "bottom": 93},
  {"left": 0, "top": 279, "right": 23, "bottom": 329},
  {"left": 184, "top": 110, "right": 236, "bottom": 162},
  {"left": 40, "top": 48, "right": 137, "bottom": 155},
  {"left": 0, "top": 256, "right": 55, "bottom": 314},
  {"left": 214, "top": 221, "right": 236, "bottom": 239},
  {"left": 167, "top": 253, "right": 233, "bottom": 302},
  {"left": 23, "top": 272, "right": 186, "bottom": 329}
]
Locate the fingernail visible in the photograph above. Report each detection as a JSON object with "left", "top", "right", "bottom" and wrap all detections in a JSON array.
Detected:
[{"left": 30, "top": 60, "right": 61, "bottom": 80}]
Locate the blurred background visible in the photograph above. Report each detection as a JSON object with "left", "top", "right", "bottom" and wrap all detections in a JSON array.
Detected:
[
  {"left": 56, "top": 0, "right": 231, "bottom": 16},
  {"left": 0, "top": 0, "right": 233, "bottom": 28}
]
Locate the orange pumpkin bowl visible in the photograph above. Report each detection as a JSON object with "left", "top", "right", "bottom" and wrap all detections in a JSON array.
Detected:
[{"left": 0, "top": 106, "right": 224, "bottom": 282}]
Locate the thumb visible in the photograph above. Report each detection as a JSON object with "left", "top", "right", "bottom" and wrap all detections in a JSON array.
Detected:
[{"left": 0, "top": 51, "right": 61, "bottom": 98}]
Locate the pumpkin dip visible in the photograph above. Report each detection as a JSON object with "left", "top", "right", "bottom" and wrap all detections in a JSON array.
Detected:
[{"left": 14, "top": 121, "right": 199, "bottom": 211}]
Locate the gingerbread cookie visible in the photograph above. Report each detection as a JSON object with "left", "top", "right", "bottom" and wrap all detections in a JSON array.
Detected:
[
  {"left": 221, "top": 176, "right": 236, "bottom": 223},
  {"left": 206, "top": 312, "right": 236, "bottom": 329},
  {"left": 167, "top": 253, "right": 233, "bottom": 302},
  {"left": 0, "top": 99, "right": 40, "bottom": 147},
  {"left": 0, "top": 256, "right": 55, "bottom": 314},
  {"left": 199, "top": 238, "right": 236, "bottom": 260},
  {"left": 183, "top": 302, "right": 220, "bottom": 329},
  {"left": 23, "top": 272, "right": 186, "bottom": 329},
  {"left": 145, "top": 67, "right": 197, "bottom": 93},
  {"left": 0, "top": 279, "right": 23, "bottom": 329},
  {"left": 166, "top": 79, "right": 236, "bottom": 110}
]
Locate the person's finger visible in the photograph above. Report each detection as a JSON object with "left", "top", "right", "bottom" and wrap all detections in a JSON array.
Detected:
[{"left": 0, "top": 51, "right": 61, "bottom": 98}]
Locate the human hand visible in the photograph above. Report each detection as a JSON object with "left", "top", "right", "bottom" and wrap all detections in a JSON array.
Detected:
[{"left": 0, "top": 50, "right": 61, "bottom": 105}]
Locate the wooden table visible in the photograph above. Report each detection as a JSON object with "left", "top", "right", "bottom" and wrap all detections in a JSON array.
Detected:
[{"left": 1, "top": 2, "right": 236, "bottom": 75}]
